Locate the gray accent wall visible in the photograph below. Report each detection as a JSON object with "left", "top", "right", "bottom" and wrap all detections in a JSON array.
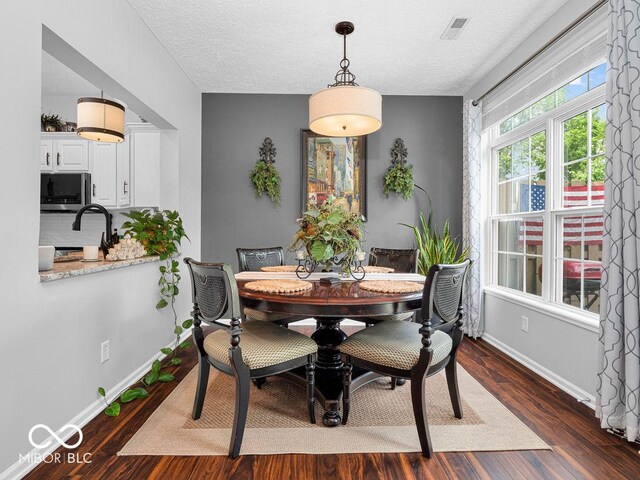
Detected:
[{"left": 202, "top": 94, "right": 463, "bottom": 267}]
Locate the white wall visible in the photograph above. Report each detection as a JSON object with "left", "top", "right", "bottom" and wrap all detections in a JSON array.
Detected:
[
  {"left": 483, "top": 291, "right": 598, "bottom": 402},
  {"left": 0, "top": 0, "right": 201, "bottom": 476},
  {"left": 464, "top": 0, "right": 601, "bottom": 403}
]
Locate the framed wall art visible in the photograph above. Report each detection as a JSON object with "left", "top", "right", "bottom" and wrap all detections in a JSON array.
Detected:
[{"left": 300, "top": 130, "right": 367, "bottom": 218}]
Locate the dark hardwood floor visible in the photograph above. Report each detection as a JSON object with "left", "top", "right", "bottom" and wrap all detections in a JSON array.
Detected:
[{"left": 24, "top": 326, "right": 640, "bottom": 480}]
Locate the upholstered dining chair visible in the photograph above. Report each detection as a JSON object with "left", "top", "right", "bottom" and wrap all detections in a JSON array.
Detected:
[
  {"left": 340, "top": 260, "right": 471, "bottom": 458},
  {"left": 361, "top": 247, "right": 421, "bottom": 387},
  {"left": 184, "top": 258, "right": 318, "bottom": 458},
  {"left": 236, "top": 247, "right": 307, "bottom": 326}
]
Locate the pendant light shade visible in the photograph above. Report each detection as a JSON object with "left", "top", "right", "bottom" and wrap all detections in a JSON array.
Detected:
[
  {"left": 77, "top": 96, "right": 125, "bottom": 143},
  {"left": 309, "top": 85, "right": 382, "bottom": 137},
  {"left": 309, "top": 21, "right": 382, "bottom": 137}
]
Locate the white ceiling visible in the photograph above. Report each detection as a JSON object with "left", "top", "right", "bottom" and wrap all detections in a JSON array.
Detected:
[{"left": 127, "top": 0, "right": 568, "bottom": 95}]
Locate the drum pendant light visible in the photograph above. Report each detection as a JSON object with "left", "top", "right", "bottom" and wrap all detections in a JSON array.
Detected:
[
  {"left": 77, "top": 92, "right": 125, "bottom": 143},
  {"left": 309, "top": 21, "right": 382, "bottom": 137}
]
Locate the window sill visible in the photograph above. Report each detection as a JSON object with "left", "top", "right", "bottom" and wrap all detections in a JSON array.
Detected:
[{"left": 483, "top": 285, "right": 599, "bottom": 333}]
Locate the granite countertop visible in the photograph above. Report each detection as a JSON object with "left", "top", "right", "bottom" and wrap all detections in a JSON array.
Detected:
[{"left": 39, "top": 253, "right": 160, "bottom": 282}]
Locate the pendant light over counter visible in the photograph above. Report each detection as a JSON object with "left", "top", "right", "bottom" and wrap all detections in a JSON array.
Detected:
[
  {"left": 77, "top": 92, "right": 125, "bottom": 143},
  {"left": 309, "top": 21, "right": 382, "bottom": 137}
]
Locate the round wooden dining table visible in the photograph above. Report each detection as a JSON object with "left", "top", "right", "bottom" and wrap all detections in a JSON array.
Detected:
[{"left": 237, "top": 279, "right": 424, "bottom": 426}]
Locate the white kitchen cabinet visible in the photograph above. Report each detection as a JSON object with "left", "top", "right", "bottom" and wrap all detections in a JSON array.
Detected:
[
  {"left": 128, "top": 124, "right": 160, "bottom": 208},
  {"left": 54, "top": 139, "right": 89, "bottom": 171},
  {"left": 40, "top": 140, "right": 53, "bottom": 171},
  {"left": 39, "top": 127, "right": 159, "bottom": 209},
  {"left": 39, "top": 134, "right": 89, "bottom": 172},
  {"left": 90, "top": 142, "right": 117, "bottom": 207},
  {"left": 117, "top": 133, "right": 131, "bottom": 207}
]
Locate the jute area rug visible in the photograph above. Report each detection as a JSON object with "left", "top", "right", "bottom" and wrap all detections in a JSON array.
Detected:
[{"left": 119, "top": 366, "right": 548, "bottom": 456}]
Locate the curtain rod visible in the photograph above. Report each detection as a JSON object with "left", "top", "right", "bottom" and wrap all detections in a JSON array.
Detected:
[{"left": 472, "top": 0, "right": 607, "bottom": 106}]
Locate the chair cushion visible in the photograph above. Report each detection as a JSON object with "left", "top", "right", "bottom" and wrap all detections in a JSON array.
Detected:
[
  {"left": 340, "top": 320, "right": 453, "bottom": 371},
  {"left": 244, "top": 307, "right": 298, "bottom": 323},
  {"left": 204, "top": 321, "right": 317, "bottom": 370}
]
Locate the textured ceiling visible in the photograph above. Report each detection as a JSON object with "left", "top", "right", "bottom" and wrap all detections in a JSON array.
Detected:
[{"left": 127, "top": 0, "right": 568, "bottom": 95}]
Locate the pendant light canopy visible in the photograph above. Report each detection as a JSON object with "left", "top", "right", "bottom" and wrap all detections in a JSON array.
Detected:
[
  {"left": 309, "top": 21, "right": 381, "bottom": 137},
  {"left": 77, "top": 93, "right": 125, "bottom": 143}
]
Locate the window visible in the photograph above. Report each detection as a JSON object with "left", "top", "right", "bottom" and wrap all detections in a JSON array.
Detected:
[
  {"left": 499, "top": 63, "right": 606, "bottom": 135},
  {"left": 489, "top": 64, "right": 605, "bottom": 316}
]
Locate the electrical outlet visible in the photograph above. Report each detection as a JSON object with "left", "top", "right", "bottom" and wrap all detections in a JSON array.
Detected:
[
  {"left": 521, "top": 316, "right": 529, "bottom": 333},
  {"left": 101, "top": 340, "right": 110, "bottom": 363}
]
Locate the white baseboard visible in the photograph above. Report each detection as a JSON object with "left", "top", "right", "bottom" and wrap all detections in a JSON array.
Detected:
[
  {"left": 0, "top": 331, "right": 191, "bottom": 480},
  {"left": 482, "top": 333, "right": 596, "bottom": 410}
]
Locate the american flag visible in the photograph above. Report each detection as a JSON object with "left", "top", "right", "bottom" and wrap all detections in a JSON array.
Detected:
[{"left": 520, "top": 183, "right": 604, "bottom": 246}]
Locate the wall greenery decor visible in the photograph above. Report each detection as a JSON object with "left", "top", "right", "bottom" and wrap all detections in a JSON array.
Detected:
[
  {"left": 251, "top": 137, "right": 281, "bottom": 206},
  {"left": 383, "top": 138, "right": 414, "bottom": 200},
  {"left": 98, "top": 209, "right": 191, "bottom": 417}
]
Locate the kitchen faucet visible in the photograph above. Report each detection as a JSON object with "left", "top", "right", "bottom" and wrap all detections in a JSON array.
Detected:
[{"left": 72, "top": 203, "right": 118, "bottom": 258}]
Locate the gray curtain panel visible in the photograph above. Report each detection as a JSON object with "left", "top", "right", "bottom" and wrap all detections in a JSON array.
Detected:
[
  {"left": 462, "top": 100, "right": 483, "bottom": 338},
  {"left": 597, "top": 0, "right": 640, "bottom": 443}
]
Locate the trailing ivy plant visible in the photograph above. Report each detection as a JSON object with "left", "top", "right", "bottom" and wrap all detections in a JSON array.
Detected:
[
  {"left": 250, "top": 137, "right": 281, "bottom": 206},
  {"left": 383, "top": 138, "right": 414, "bottom": 200},
  {"left": 98, "top": 209, "right": 192, "bottom": 417}
]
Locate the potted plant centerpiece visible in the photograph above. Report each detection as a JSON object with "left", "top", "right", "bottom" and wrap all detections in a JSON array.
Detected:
[{"left": 290, "top": 196, "right": 366, "bottom": 278}]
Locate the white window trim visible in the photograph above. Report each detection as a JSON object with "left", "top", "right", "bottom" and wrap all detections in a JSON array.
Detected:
[{"left": 484, "top": 84, "right": 605, "bottom": 328}]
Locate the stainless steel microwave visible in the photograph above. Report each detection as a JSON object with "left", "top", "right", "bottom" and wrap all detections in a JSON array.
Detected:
[{"left": 40, "top": 173, "right": 92, "bottom": 211}]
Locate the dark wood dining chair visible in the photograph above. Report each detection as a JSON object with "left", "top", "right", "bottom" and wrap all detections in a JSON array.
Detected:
[
  {"left": 340, "top": 260, "right": 471, "bottom": 458},
  {"left": 236, "top": 247, "right": 306, "bottom": 326},
  {"left": 369, "top": 247, "right": 419, "bottom": 274},
  {"left": 237, "top": 246, "right": 286, "bottom": 272},
  {"left": 363, "top": 247, "right": 419, "bottom": 322},
  {"left": 184, "top": 258, "right": 318, "bottom": 458},
  {"left": 362, "top": 247, "right": 420, "bottom": 387}
]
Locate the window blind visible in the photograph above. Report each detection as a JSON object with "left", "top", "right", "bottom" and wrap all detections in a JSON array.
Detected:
[{"left": 482, "top": 5, "right": 606, "bottom": 129}]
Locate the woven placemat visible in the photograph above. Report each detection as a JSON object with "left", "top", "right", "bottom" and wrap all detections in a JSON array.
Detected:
[
  {"left": 362, "top": 265, "right": 395, "bottom": 273},
  {"left": 244, "top": 279, "right": 313, "bottom": 294},
  {"left": 260, "top": 265, "right": 299, "bottom": 272},
  {"left": 359, "top": 280, "right": 423, "bottom": 294}
]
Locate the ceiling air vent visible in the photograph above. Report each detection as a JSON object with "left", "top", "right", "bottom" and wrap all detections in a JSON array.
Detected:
[{"left": 441, "top": 17, "right": 469, "bottom": 40}]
